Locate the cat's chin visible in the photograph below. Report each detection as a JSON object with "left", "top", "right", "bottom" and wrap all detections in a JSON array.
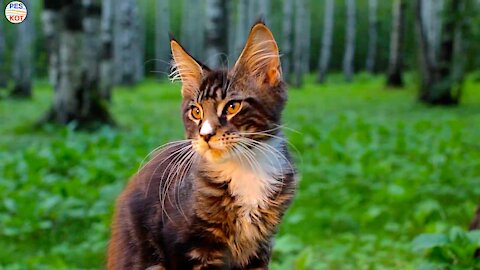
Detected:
[{"left": 202, "top": 149, "right": 232, "bottom": 164}]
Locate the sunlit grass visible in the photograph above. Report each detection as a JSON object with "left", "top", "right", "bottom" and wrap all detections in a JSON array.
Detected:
[{"left": 0, "top": 75, "right": 479, "bottom": 269}]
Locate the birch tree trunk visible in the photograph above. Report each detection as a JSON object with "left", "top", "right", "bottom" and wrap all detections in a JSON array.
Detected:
[
  {"left": 182, "top": 0, "right": 205, "bottom": 59},
  {"left": 235, "top": 0, "right": 249, "bottom": 58},
  {"left": 470, "top": 205, "right": 480, "bottom": 258},
  {"left": 415, "top": 0, "right": 464, "bottom": 105},
  {"left": 281, "top": 0, "right": 293, "bottom": 83},
  {"left": 204, "top": 0, "right": 228, "bottom": 68},
  {"left": 386, "top": 0, "right": 406, "bottom": 87},
  {"left": 11, "top": 0, "right": 33, "bottom": 98},
  {"left": 317, "top": 0, "right": 334, "bottom": 83},
  {"left": 258, "top": 0, "right": 270, "bottom": 23},
  {"left": 42, "top": 0, "right": 113, "bottom": 127},
  {"left": 181, "top": 0, "right": 194, "bottom": 52},
  {"left": 303, "top": 2, "right": 311, "bottom": 75},
  {"left": 365, "top": 0, "right": 378, "bottom": 73},
  {"left": 247, "top": 0, "right": 256, "bottom": 25},
  {"left": 227, "top": 0, "right": 236, "bottom": 62},
  {"left": 343, "top": 0, "right": 356, "bottom": 82},
  {"left": 155, "top": 0, "right": 170, "bottom": 78},
  {"left": 100, "top": 0, "right": 114, "bottom": 100},
  {"left": 0, "top": 14, "right": 7, "bottom": 88},
  {"left": 113, "top": 0, "right": 144, "bottom": 85},
  {"left": 292, "top": 0, "right": 307, "bottom": 87},
  {"left": 192, "top": 0, "right": 206, "bottom": 59},
  {"left": 42, "top": 1, "right": 61, "bottom": 88}
]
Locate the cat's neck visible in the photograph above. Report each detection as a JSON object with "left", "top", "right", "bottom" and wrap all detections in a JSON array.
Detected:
[{"left": 198, "top": 137, "right": 289, "bottom": 207}]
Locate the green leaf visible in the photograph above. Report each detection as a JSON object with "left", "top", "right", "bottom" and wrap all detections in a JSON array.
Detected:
[{"left": 412, "top": 233, "right": 449, "bottom": 252}]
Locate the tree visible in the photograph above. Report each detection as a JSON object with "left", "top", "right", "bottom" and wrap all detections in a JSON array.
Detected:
[
  {"left": 181, "top": 0, "right": 198, "bottom": 55},
  {"left": 235, "top": 0, "right": 250, "bottom": 58},
  {"left": 258, "top": 0, "right": 270, "bottom": 24},
  {"left": 281, "top": 0, "right": 293, "bottom": 82},
  {"left": 292, "top": 0, "right": 308, "bottom": 87},
  {"left": 227, "top": 0, "right": 236, "bottom": 61},
  {"left": 365, "top": 0, "right": 378, "bottom": 73},
  {"left": 100, "top": 0, "right": 114, "bottom": 100},
  {"left": 470, "top": 205, "right": 480, "bottom": 258},
  {"left": 155, "top": 0, "right": 170, "bottom": 78},
  {"left": 41, "top": 0, "right": 61, "bottom": 88},
  {"left": 0, "top": 13, "right": 7, "bottom": 88},
  {"left": 113, "top": 0, "right": 144, "bottom": 85},
  {"left": 42, "top": 0, "right": 113, "bottom": 127},
  {"left": 204, "top": 0, "right": 228, "bottom": 68},
  {"left": 387, "top": 0, "right": 406, "bottom": 87},
  {"left": 303, "top": 2, "right": 311, "bottom": 75},
  {"left": 317, "top": 0, "right": 335, "bottom": 83},
  {"left": 11, "top": 0, "right": 33, "bottom": 98},
  {"left": 343, "top": 0, "right": 356, "bottom": 82},
  {"left": 415, "top": 0, "right": 465, "bottom": 105}
]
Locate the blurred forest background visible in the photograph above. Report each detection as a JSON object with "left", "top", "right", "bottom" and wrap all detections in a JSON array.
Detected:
[{"left": 1, "top": 0, "right": 480, "bottom": 269}]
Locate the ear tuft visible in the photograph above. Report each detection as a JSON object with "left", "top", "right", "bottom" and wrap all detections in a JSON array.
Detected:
[
  {"left": 170, "top": 40, "right": 206, "bottom": 98},
  {"left": 234, "top": 23, "right": 281, "bottom": 87}
]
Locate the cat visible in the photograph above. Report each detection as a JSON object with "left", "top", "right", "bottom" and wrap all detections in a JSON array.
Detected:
[{"left": 107, "top": 21, "right": 297, "bottom": 270}]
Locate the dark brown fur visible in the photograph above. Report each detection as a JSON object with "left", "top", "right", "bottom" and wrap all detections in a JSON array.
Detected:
[{"left": 108, "top": 22, "right": 296, "bottom": 270}]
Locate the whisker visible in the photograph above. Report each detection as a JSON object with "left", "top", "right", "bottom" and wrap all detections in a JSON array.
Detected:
[{"left": 159, "top": 146, "right": 192, "bottom": 222}]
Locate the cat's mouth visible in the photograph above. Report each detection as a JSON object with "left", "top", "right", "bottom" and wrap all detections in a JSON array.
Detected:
[{"left": 193, "top": 139, "right": 232, "bottom": 163}]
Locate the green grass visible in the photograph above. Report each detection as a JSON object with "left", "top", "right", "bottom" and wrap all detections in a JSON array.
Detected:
[{"left": 1, "top": 75, "right": 479, "bottom": 269}]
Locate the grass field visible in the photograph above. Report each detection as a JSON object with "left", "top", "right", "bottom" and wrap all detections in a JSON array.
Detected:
[{"left": 1, "top": 75, "right": 479, "bottom": 269}]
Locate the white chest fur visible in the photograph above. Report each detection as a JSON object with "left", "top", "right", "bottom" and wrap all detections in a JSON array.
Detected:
[
  {"left": 205, "top": 138, "right": 289, "bottom": 265},
  {"left": 217, "top": 138, "right": 286, "bottom": 210}
]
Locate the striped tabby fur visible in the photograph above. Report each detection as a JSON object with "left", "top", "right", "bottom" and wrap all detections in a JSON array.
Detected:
[{"left": 108, "top": 22, "right": 297, "bottom": 270}]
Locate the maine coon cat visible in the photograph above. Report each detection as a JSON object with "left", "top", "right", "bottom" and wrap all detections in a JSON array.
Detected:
[{"left": 107, "top": 21, "right": 297, "bottom": 270}]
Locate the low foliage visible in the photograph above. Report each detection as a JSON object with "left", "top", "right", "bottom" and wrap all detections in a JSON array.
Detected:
[{"left": 0, "top": 75, "right": 479, "bottom": 269}]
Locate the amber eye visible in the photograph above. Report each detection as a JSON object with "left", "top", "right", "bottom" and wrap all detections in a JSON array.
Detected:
[
  {"left": 191, "top": 105, "right": 202, "bottom": 120},
  {"left": 226, "top": 101, "right": 241, "bottom": 115}
]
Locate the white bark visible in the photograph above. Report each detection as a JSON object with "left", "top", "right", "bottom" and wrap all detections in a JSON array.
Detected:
[
  {"left": 205, "top": 0, "right": 228, "bottom": 68},
  {"left": 12, "top": 0, "right": 33, "bottom": 97},
  {"left": 43, "top": 0, "right": 112, "bottom": 125},
  {"left": 343, "top": 0, "right": 356, "bottom": 82},
  {"left": 182, "top": 0, "right": 205, "bottom": 59},
  {"left": 191, "top": 0, "right": 205, "bottom": 59},
  {"left": 100, "top": 0, "right": 114, "bottom": 99},
  {"left": 41, "top": 9, "right": 60, "bottom": 87},
  {"left": 227, "top": 0, "right": 236, "bottom": 63},
  {"left": 281, "top": 0, "right": 293, "bottom": 82},
  {"left": 387, "top": 0, "right": 405, "bottom": 87},
  {"left": 303, "top": 2, "right": 311, "bottom": 74},
  {"left": 421, "top": 0, "right": 444, "bottom": 66},
  {"left": 83, "top": 0, "right": 102, "bottom": 96},
  {"left": 235, "top": 0, "right": 249, "bottom": 58},
  {"left": 258, "top": 0, "right": 270, "bottom": 23},
  {"left": 113, "top": 0, "right": 144, "bottom": 85},
  {"left": 293, "top": 0, "right": 307, "bottom": 87},
  {"left": 247, "top": 0, "right": 256, "bottom": 25},
  {"left": 181, "top": 0, "right": 194, "bottom": 51},
  {"left": 0, "top": 14, "right": 7, "bottom": 87},
  {"left": 317, "top": 0, "right": 334, "bottom": 83},
  {"left": 155, "top": 0, "right": 170, "bottom": 77},
  {"left": 366, "top": 0, "right": 378, "bottom": 73},
  {"left": 55, "top": 30, "right": 84, "bottom": 123}
]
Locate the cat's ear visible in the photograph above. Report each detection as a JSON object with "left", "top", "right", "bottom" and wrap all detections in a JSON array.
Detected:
[
  {"left": 234, "top": 22, "right": 282, "bottom": 87},
  {"left": 170, "top": 39, "right": 208, "bottom": 97}
]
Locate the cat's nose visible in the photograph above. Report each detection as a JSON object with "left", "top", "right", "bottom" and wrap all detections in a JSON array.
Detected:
[
  {"left": 201, "top": 133, "right": 213, "bottom": 142},
  {"left": 200, "top": 120, "right": 215, "bottom": 143}
]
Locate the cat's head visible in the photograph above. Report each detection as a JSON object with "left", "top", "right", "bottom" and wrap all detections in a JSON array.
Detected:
[{"left": 170, "top": 22, "right": 286, "bottom": 163}]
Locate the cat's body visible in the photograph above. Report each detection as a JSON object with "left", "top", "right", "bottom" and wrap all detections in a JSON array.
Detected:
[{"left": 108, "top": 22, "right": 297, "bottom": 270}]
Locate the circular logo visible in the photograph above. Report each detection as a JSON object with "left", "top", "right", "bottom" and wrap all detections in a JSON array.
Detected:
[{"left": 5, "top": 1, "right": 27, "bottom": 24}]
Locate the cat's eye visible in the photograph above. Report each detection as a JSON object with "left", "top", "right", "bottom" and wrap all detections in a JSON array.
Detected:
[
  {"left": 225, "top": 101, "right": 242, "bottom": 115},
  {"left": 190, "top": 105, "right": 202, "bottom": 120}
]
